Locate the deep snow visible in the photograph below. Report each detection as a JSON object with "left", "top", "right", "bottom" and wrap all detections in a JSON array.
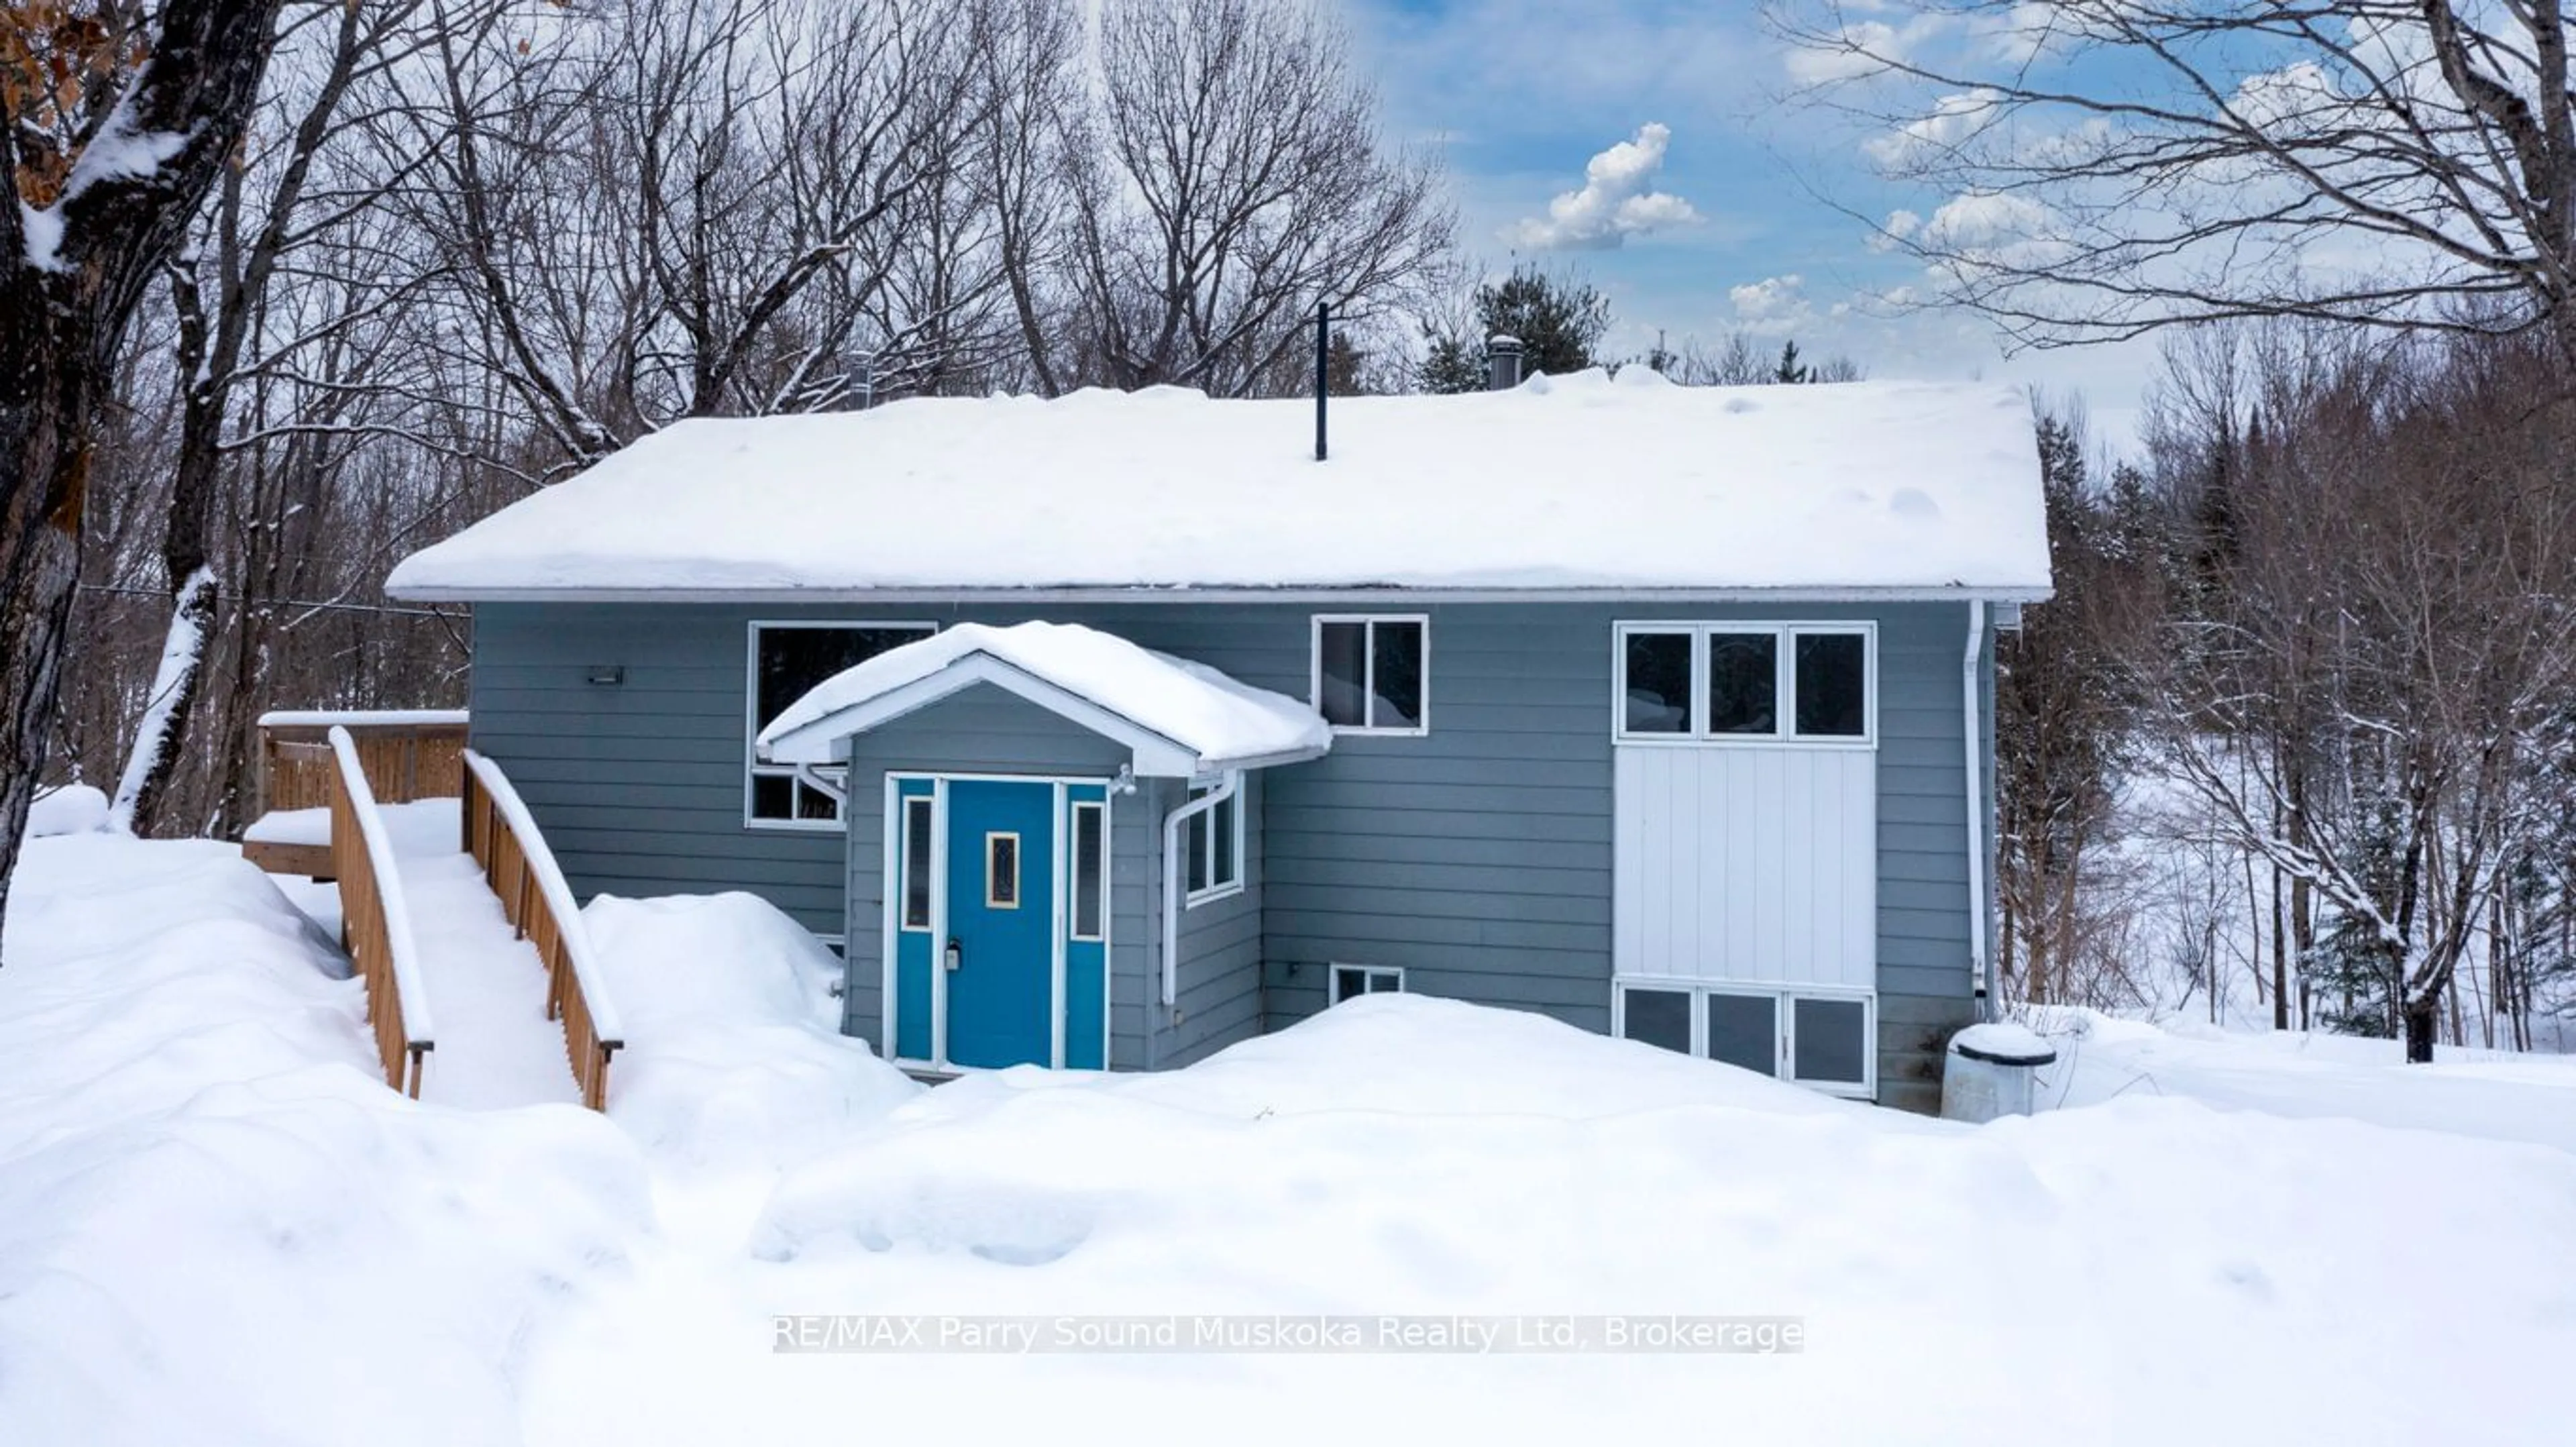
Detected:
[
  {"left": 386, "top": 373, "right": 2051, "bottom": 598},
  {"left": 3, "top": 835, "right": 2572, "bottom": 1446}
]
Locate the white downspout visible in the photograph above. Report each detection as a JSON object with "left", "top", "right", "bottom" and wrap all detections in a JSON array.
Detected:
[
  {"left": 1160, "top": 769, "right": 1239, "bottom": 1011},
  {"left": 1963, "top": 600, "right": 1994, "bottom": 1022}
]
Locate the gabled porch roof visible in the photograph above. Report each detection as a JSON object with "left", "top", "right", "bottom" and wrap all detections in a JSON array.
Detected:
[{"left": 757, "top": 621, "right": 1332, "bottom": 779}]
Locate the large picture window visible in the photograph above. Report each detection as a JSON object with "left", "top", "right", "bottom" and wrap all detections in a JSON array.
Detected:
[
  {"left": 1613, "top": 623, "right": 1872, "bottom": 745},
  {"left": 1312, "top": 615, "right": 1429, "bottom": 735},
  {"left": 747, "top": 622, "right": 934, "bottom": 825}
]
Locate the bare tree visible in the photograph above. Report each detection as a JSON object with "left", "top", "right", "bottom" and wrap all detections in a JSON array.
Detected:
[
  {"left": 1774, "top": 2, "right": 2576, "bottom": 356},
  {"left": 2131, "top": 327, "right": 2576, "bottom": 1059},
  {"left": 1063, "top": 0, "right": 1452, "bottom": 396},
  {"left": 1994, "top": 402, "right": 2159, "bottom": 1007},
  {"left": 111, "top": 0, "right": 466, "bottom": 835},
  {"left": 1, "top": 0, "right": 288, "bottom": 945}
]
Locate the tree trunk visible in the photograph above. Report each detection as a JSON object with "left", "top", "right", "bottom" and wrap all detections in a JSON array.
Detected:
[
  {"left": 2403, "top": 998, "right": 2438, "bottom": 1064},
  {"left": 117, "top": 256, "right": 226, "bottom": 837},
  {"left": 109, "top": 567, "right": 217, "bottom": 835},
  {"left": 0, "top": 317, "right": 97, "bottom": 947},
  {"left": 0, "top": 0, "right": 292, "bottom": 953}
]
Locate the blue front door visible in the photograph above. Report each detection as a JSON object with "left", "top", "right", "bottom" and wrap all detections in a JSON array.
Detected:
[{"left": 943, "top": 780, "right": 1055, "bottom": 1068}]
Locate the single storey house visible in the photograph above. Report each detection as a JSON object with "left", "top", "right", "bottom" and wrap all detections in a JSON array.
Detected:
[{"left": 385, "top": 364, "right": 2049, "bottom": 1112}]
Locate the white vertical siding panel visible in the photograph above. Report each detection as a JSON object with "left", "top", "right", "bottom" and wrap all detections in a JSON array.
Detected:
[
  {"left": 1842, "top": 749, "right": 1879, "bottom": 988},
  {"left": 1614, "top": 743, "right": 1880, "bottom": 989},
  {"left": 1670, "top": 750, "right": 1699, "bottom": 977},
  {"left": 1762, "top": 762, "right": 1782, "bottom": 973},
  {"left": 1617, "top": 741, "right": 1638, "bottom": 968},
  {"left": 1703, "top": 751, "right": 1731, "bottom": 981},
  {"left": 1783, "top": 750, "right": 1816, "bottom": 985},
  {"left": 1725, "top": 751, "right": 1759, "bottom": 978}
]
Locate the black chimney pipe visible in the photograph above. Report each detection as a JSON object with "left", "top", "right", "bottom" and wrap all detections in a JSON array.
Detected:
[{"left": 1314, "top": 300, "right": 1330, "bottom": 462}]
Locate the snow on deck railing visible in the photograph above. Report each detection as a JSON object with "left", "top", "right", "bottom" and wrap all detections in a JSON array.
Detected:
[
  {"left": 460, "top": 749, "right": 624, "bottom": 1111},
  {"left": 327, "top": 727, "right": 435, "bottom": 1097},
  {"left": 258, "top": 710, "right": 466, "bottom": 816},
  {"left": 258, "top": 708, "right": 470, "bottom": 729}
]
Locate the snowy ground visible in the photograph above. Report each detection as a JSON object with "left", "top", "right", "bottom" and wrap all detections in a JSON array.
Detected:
[{"left": 3, "top": 832, "right": 2572, "bottom": 1446}]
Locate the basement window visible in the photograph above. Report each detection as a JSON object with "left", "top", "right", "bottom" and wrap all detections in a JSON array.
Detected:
[
  {"left": 1329, "top": 963, "right": 1405, "bottom": 1004},
  {"left": 1614, "top": 981, "right": 1874, "bottom": 1098}
]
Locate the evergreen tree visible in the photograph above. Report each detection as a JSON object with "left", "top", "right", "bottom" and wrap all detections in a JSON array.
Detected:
[
  {"left": 1774, "top": 340, "right": 1811, "bottom": 384},
  {"left": 1477, "top": 264, "right": 1609, "bottom": 376},
  {"left": 1419, "top": 264, "right": 1611, "bottom": 391}
]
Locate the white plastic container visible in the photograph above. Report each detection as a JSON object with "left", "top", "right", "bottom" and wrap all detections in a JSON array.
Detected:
[{"left": 1941, "top": 1022, "right": 2057, "bottom": 1123}]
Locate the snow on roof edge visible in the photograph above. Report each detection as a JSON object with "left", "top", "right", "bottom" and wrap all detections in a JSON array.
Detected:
[
  {"left": 386, "top": 376, "right": 2050, "bottom": 598},
  {"left": 759, "top": 621, "right": 1331, "bottom": 771}
]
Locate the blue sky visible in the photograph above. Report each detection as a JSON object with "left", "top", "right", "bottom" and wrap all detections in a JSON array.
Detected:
[{"left": 1342, "top": 0, "right": 2160, "bottom": 450}]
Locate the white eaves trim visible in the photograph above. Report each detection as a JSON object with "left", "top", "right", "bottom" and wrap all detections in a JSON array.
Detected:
[{"left": 387, "top": 583, "right": 2056, "bottom": 606}]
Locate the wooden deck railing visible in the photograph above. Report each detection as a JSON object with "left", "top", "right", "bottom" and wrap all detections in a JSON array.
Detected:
[
  {"left": 327, "top": 727, "right": 435, "bottom": 1097},
  {"left": 260, "top": 710, "right": 467, "bottom": 816},
  {"left": 460, "top": 750, "right": 625, "bottom": 1111}
]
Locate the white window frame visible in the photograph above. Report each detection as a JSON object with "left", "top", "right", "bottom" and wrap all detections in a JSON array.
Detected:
[
  {"left": 1328, "top": 963, "right": 1405, "bottom": 1004},
  {"left": 744, "top": 619, "right": 937, "bottom": 831},
  {"left": 1310, "top": 613, "right": 1432, "bottom": 737},
  {"left": 1611, "top": 977, "right": 1876, "bottom": 1100},
  {"left": 1069, "top": 800, "right": 1109, "bottom": 943},
  {"left": 1611, "top": 621, "right": 1876, "bottom": 749},
  {"left": 1183, "top": 784, "right": 1244, "bottom": 906}
]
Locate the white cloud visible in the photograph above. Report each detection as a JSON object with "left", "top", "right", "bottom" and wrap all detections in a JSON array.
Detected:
[
  {"left": 1783, "top": 14, "right": 1957, "bottom": 85},
  {"left": 1506, "top": 123, "right": 1703, "bottom": 251},
  {"left": 1916, "top": 189, "right": 2054, "bottom": 250},
  {"left": 1728, "top": 274, "right": 1816, "bottom": 335},
  {"left": 1867, "top": 208, "right": 1923, "bottom": 252},
  {"left": 1865, "top": 87, "right": 2006, "bottom": 170}
]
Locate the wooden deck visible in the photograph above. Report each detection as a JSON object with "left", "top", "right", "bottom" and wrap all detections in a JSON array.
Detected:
[{"left": 245, "top": 711, "right": 466, "bottom": 877}]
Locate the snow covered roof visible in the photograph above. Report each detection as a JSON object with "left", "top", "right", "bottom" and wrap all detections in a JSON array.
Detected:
[
  {"left": 759, "top": 621, "right": 1332, "bottom": 776},
  {"left": 385, "top": 370, "right": 2051, "bottom": 601}
]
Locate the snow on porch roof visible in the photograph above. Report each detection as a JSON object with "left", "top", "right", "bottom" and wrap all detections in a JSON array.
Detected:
[
  {"left": 384, "top": 370, "right": 2053, "bottom": 600},
  {"left": 757, "top": 621, "right": 1332, "bottom": 778}
]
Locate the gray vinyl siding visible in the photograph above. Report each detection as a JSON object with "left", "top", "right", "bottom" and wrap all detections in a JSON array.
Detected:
[
  {"left": 468, "top": 597, "right": 1988, "bottom": 1109},
  {"left": 467, "top": 606, "right": 849, "bottom": 934},
  {"left": 1163, "top": 771, "right": 1265, "bottom": 1069}
]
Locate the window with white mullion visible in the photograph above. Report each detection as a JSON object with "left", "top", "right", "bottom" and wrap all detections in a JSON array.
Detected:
[
  {"left": 1615, "top": 622, "right": 1872, "bottom": 745},
  {"left": 1314, "top": 615, "right": 1428, "bottom": 735},
  {"left": 1613, "top": 979, "right": 1873, "bottom": 1097}
]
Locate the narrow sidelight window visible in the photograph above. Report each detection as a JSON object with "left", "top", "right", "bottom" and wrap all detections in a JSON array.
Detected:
[
  {"left": 901, "top": 796, "right": 933, "bottom": 930},
  {"left": 1071, "top": 802, "right": 1106, "bottom": 941},
  {"left": 1794, "top": 633, "right": 1867, "bottom": 738},
  {"left": 985, "top": 832, "right": 1020, "bottom": 909},
  {"left": 1706, "top": 632, "right": 1778, "bottom": 735},
  {"left": 1623, "top": 631, "right": 1693, "bottom": 733},
  {"left": 1313, "top": 616, "right": 1430, "bottom": 734}
]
